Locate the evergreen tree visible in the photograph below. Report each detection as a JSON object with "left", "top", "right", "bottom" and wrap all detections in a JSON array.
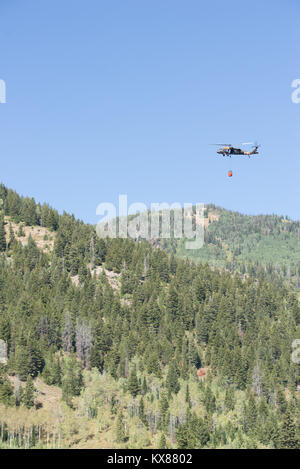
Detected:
[
  {"left": 23, "top": 376, "right": 35, "bottom": 409},
  {"left": 176, "top": 424, "right": 191, "bottom": 449},
  {"left": 0, "top": 370, "right": 14, "bottom": 406},
  {"left": 146, "top": 350, "right": 161, "bottom": 378},
  {"left": 17, "top": 223, "right": 25, "bottom": 237},
  {"left": 224, "top": 386, "right": 235, "bottom": 411},
  {"left": 166, "top": 361, "right": 180, "bottom": 395},
  {"left": 159, "top": 433, "right": 168, "bottom": 449},
  {"left": 279, "top": 409, "right": 299, "bottom": 449},
  {"left": 185, "top": 384, "right": 192, "bottom": 408},
  {"left": 0, "top": 217, "right": 6, "bottom": 252},
  {"left": 158, "top": 392, "right": 169, "bottom": 431},
  {"left": 203, "top": 385, "right": 216, "bottom": 414},
  {"left": 115, "top": 409, "right": 127, "bottom": 443},
  {"left": 138, "top": 397, "right": 147, "bottom": 426},
  {"left": 244, "top": 393, "right": 257, "bottom": 434},
  {"left": 142, "top": 376, "right": 148, "bottom": 395},
  {"left": 127, "top": 366, "right": 140, "bottom": 397},
  {"left": 61, "top": 355, "right": 83, "bottom": 407},
  {"left": 8, "top": 223, "right": 15, "bottom": 248}
]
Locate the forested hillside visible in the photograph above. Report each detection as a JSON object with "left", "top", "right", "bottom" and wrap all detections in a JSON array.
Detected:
[
  {"left": 0, "top": 184, "right": 299, "bottom": 449},
  {"left": 151, "top": 204, "right": 300, "bottom": 287}
]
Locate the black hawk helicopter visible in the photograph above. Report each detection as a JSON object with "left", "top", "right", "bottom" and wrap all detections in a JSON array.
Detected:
[{"left": 211, "top": 142, "right": 260, "bottom": 158}]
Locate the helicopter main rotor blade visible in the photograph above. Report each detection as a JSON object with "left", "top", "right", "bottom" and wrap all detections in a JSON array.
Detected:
[{"left": 241, "top": 142, "right": 261, "bottom": 147}]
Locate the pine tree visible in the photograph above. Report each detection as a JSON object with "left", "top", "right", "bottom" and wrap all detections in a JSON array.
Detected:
[
  {"left": 142, "top": 376, "right": 148, "bottom": 395},
  {"left": 224, "top": 386, "right": 235, "bottom": 411},
  {"left": 121, "top": 270, "right": 134, "bottom": 295},
  {"left": 127, "top": 366, "right": 140, "bottom": 397},
  {"left": 15, "top": 345, "right": 32, "bottom": 381},
  {"left": 176, "top": 424, "right": 191, "bottom": 449},
  {"left": 203, "top": 385, "right": 216, "bottom": 414},
  {"left": 167, "top": 284, "right": 179, "bottom": 321},
  {"left": 115, "top": 409, "right": 127, "bottom": 443},
  {"left": 61, "top": 354, "right": 83, "bottom": 407},
  {"left": 280, "top": 409, "right": 299, "bottom": 449},
  {"left": 244, "top": 393, "right": 257, "bottom": 434},
  {"left": 196, "top": 417, "right": 210, "bottom": 448},
  {"left": 0, "top": 217, "right": 6, "bottom": 252},
  {"left": 166, "top": 361, "right": 180, "bottom": 395},
  {"left": 276, "top": 388, "right": 288, "bottom": 414},
  {"left": 0, "top": 371, "right": 14, "bottom": 406},
  {"left": 159, "top": 433, "right": 168, "bottom": 449},
  {"left": 17, "top": 223, "right": 25, "bottom": 237},
  {"left": 138, "top": 397, "right": 147, "bottom": 426},
  {"left": 185, "top": 384, "right": 192, "bottom": 408},
  {"left": 54, "top": 357, "right": 62, "bottom": 385},
  {"left": 158, "top": 392, "right": 169, "bottom": 431},
  {"left": 146, "top": 350, "right": 161, "bottom": 378},
  {"left": 8, "top": 223, "right": 15, "bottom": 248},
  {"left": 23, "top": 376, "right": 35, "bottom": 409}
]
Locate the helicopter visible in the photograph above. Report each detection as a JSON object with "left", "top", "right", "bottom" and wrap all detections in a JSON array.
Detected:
[{"left": 211, "top": 142, "right": 260, "bottom": 158}]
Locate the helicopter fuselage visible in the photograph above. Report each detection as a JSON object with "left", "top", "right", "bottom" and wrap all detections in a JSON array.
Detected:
[{"left": 217, "top": 146, "right": 259, "bottom": 157}]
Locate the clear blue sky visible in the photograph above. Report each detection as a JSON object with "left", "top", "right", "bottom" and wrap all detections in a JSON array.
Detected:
[{"left": 0, "top": 0, "right": 299, "bottom": 223}]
